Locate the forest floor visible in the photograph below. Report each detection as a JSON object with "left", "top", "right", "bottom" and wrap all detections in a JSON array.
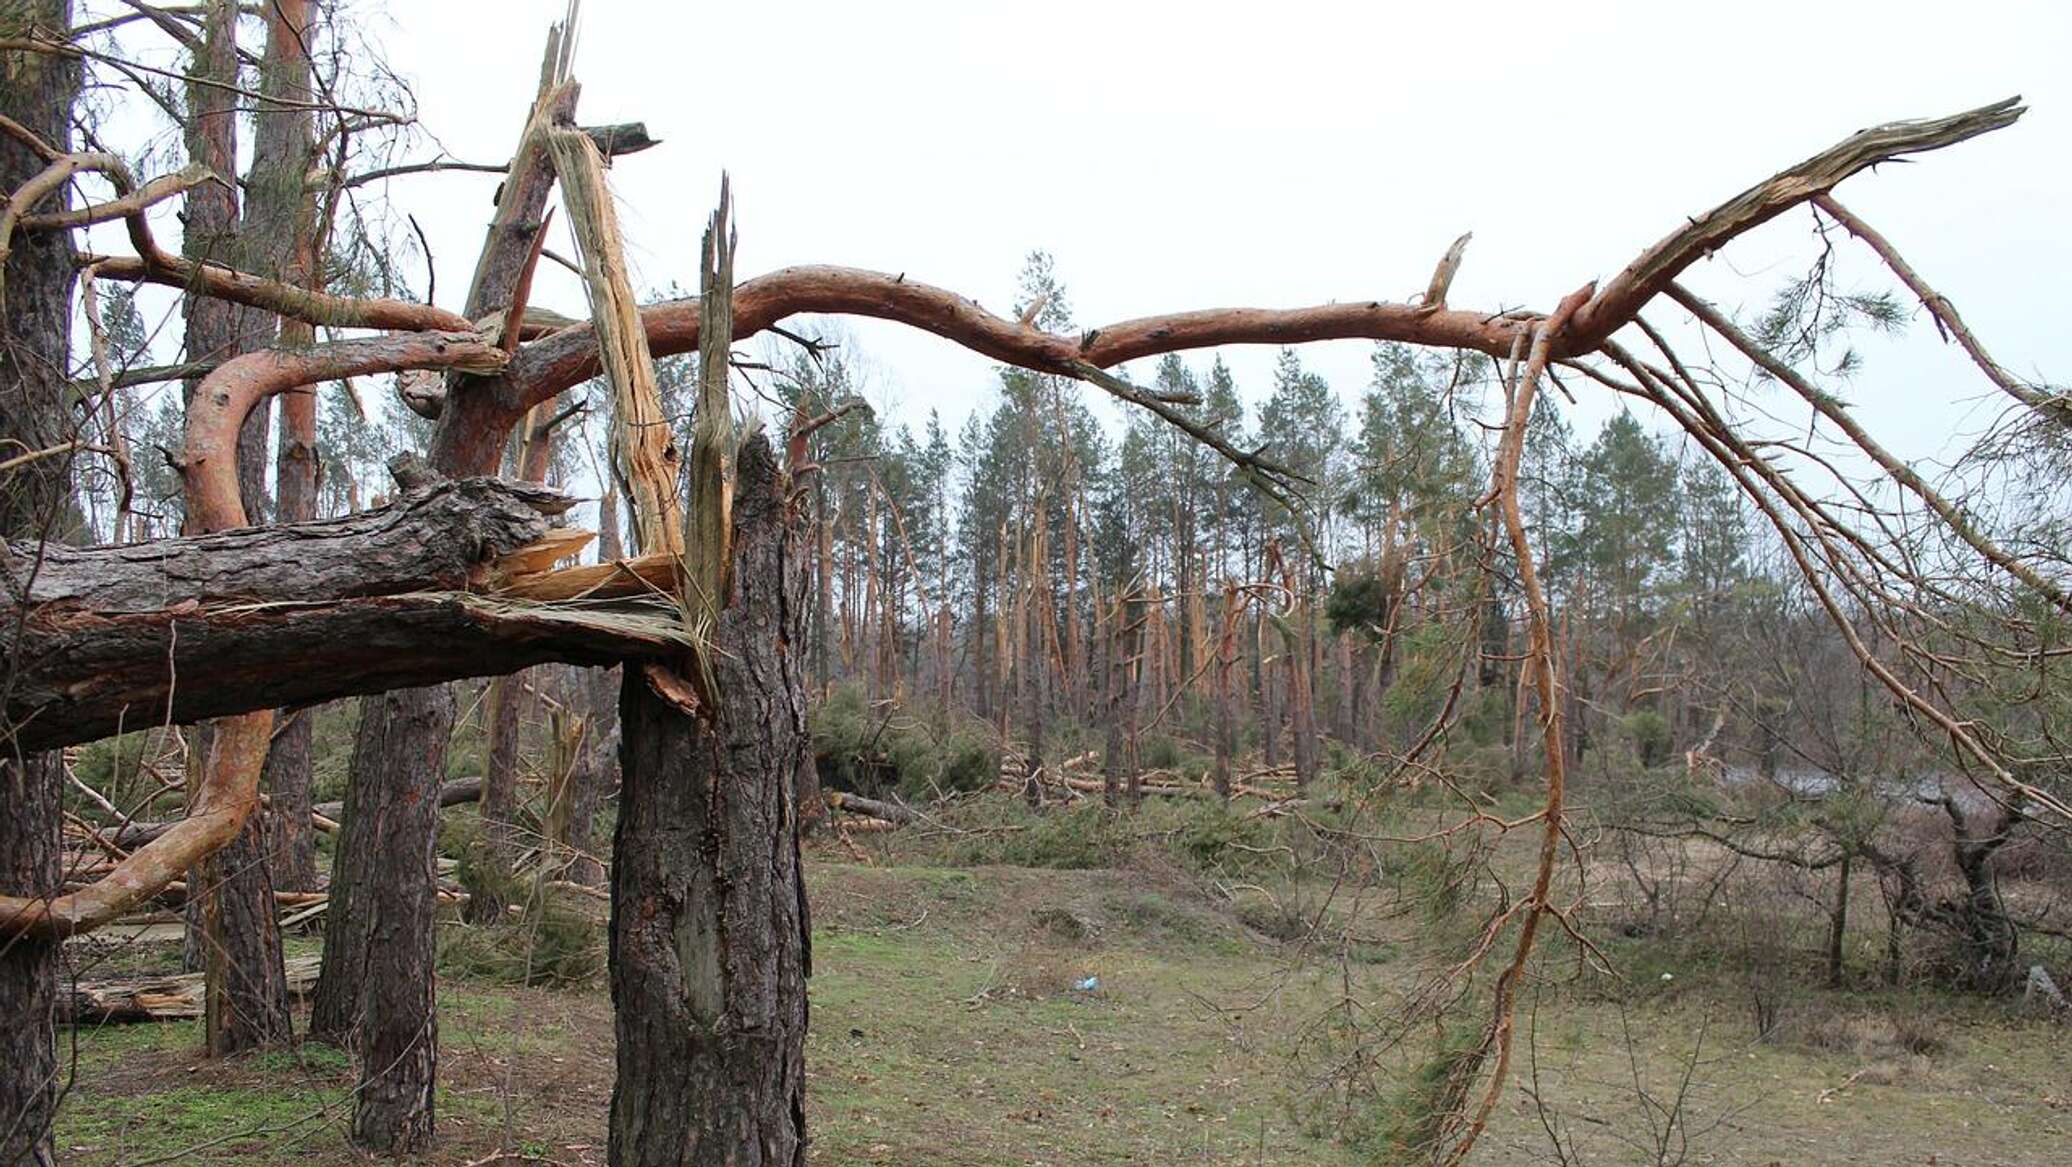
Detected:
[{"left": 49, "top": 837, "right": 2072, "bottom": 1166}]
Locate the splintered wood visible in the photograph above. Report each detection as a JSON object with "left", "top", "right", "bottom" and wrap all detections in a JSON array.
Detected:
[{"left": 546, "top": 126, "right": 682, "bottom": 558}]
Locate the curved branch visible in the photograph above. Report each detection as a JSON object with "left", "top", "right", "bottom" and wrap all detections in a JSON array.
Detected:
[
  {"left": 509, "top": 263, "right": 1538, "bottom": 409},
  {"left": 86, "top": 251, "right": 475, "bottom": 332},
  {"left": 0, "top": 150, "right": 126, "bottom": 297},
  {"left": 496, "top": 101, "right": 2024, "bottom": 422},
  {"left": 1443, "top": 284, "right": 1591, "bottom": 1167},
  {"left": 185, "top": 333, "right": 508, "bottom": 530}
]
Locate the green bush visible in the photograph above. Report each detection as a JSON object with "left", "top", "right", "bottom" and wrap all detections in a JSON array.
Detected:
[
  {"left": 1363, "top": 1022, "right": 1486, "bottom": 1164},
  {"left": 1621, "top": 710, "right": 1673, "bottom": 768},
  {"left": 810, "top": 683, "right": 1000, "bottom": 800},
  {"left": 943, "top": 800, "right": 1133, "bottom": 869},
  {"left": 437, "top": 891, "right": 604, "bottom": 988},
  {"left": 1173, "top": 802, "right": 1285, "bottom": 878}
]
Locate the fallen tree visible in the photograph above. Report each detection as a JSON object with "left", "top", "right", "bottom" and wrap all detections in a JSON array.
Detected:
[
  {"left": 826, "top": 790, "right": 918, "bottom": 825},
  {"left": 0, "top": 15, "right": 2051, "bottom": 1155},
  {"left": 60, "top": 954, "right": 321, "bottom": 1026},
  {"left": 2, "top": 476, "right": 684, "bottom": 753},
  {"left": 92, "top": 777, "right": 485, "bottom": 850}
]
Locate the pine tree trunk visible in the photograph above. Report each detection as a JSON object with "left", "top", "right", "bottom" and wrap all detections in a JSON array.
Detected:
[
  {"left": 262, "top": 708, "right": 320, "bottom": 891},
  {"left": 191, "top": 730, "right": 293, "bottom": 1056},
  {"left": 0, "top": 7, "right": 77, "bottom": 1158},
  {"left": 1102, "top": 595, "right": 1129, "bottom": 808},
  {"left": 972, "top": 559, "right": 991, "bottom": 720},
  {"left": 309, "top": 685, "right": 450, "bottom": 1151},
  {"left": 559, "top": 665, "right": 618, "bottom": 888},
  {"left": 468, "top": 675, "right": 524, "bottom": 922},
  {"left": 816, "top": 496, "right": 833, "bottom": 699},
  {"left": 1826, "top": 852, "right": 1852, "bottom": 989},
  {"left": 253, "top": 0, "right": 321, "bottom": 893},
  {"left": 0, "top": 752, "right": 60, "bottom": 1167},
  {"left": 1064, "top": 493, "right": 1086, "bottom": 719},
  {"left": 1212, "top": 589, "right": 1239, "bottom": 801},
  {"left": 1258, "top": 619, "right": 1281, "bottom": 770},
  {"left": 178, "top": 0, "right": 295, "bottom": 1051},
  {"left": 609, "top": 437, "right": 809, "bottom": 1167}
]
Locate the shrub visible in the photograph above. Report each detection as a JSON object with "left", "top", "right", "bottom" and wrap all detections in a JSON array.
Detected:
[
  {"left": 942, "top": 800, "right": 1133, "bottom": 870},
  {"left": 437, "top": 891, "right": 604, "bottom": 988},
  {"left": 1173, "top": 802, "right": 1285, "bottom": 878},
  {"left": 810, "top": 683, "right": 1001, "bottom": 800},
  {"left": 1621, "top": 710, "right": 1673, "bottom": 768}
]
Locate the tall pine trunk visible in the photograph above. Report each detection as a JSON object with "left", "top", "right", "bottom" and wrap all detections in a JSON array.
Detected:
[
  {"left": 609, "top": 437, "right": 810, "bottom": 1166},
  {"left": 253, "top": 0, "right": 321, "bottom": 892},
  {"left": 179, "top": 0, "right": 293, "bottom": 1053},
  {"left": 309, "top": 684, "right": 450, "bottom": 1151},
  {"left": 0, "top": 9, "right": 78, "bottom": 1159}
]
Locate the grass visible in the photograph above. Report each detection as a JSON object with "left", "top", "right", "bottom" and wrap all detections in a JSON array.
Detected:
[{"left": 46, "top": 839, "right": 2072, "bottom": 1166}]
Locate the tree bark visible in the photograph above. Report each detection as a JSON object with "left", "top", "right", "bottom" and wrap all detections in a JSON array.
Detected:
[
  {"left": 191, "top": 761, "right": 292, "bottom": 1054},
  {"left": 1212, "top": 587, "right": 1240, "bottom": 802},
  {"left": 179, "top": 0, "right": 271, "bottom": 517},
  {"left": 261, "top": 708, "right": 320, "bottom": 891},
  {"left": 308, "top": 684, "right": 450, "bottom": 1152},
  {"left": 609, "top": 436, "right": 810, "bottom": 1167},
  {"left": 0, "top": 4, "right": 79, "bottom": 1158},
  {"left": 1826, "top": 851, "right": 1851, "bottom": 989},
  {"left": 0, "top": 478, "right": 694, "bottom": 753},
  {"left": 251, "top": 0, "right": 323, "bottom": 892}
]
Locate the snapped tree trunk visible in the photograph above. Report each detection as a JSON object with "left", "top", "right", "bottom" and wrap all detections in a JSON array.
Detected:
[
  {"left": 0, "top": 477, "right": 686, "bottom": 753},
  {"left": 0, "top": 6, "right": 80, "bottom": 1159},
  {"left": 608, "top": 436, "right": 810, "bottom": 1167}
]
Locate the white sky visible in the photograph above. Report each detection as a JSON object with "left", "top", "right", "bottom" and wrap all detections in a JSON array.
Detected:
[{"left": 94, "top": 1, "right": 2072, "bottom": 470}]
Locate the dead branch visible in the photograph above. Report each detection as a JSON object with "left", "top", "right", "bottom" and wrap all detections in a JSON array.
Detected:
[
  {"left": 19, "top": 160, "right": 217, "bottom": 231},
  {"left": 1566, "top": 96, "right": 2024, "bottom": 350},
  {"left": 1443, "top": 283, "right": 1592, "bottom": 1166},
  {"left": 1812, "top": 192, "right": 2067, "bottom": 425}
]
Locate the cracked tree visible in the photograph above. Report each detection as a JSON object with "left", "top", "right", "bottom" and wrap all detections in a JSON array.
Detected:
[{"left": 0, "top": 5, "right": 2061, "bottom": 1165}]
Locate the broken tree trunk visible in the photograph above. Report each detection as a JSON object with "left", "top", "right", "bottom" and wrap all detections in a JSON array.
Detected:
[
  {"left": 0, "top": 478, "right": 686, "bottom": 755},
  {"left": 61, "top": 954, "right": 321, "bottom": 1025},
  {"left": 826, "top": 790, "right": 917, "bottom": 826},
  {"left": 609, "top": 435, "right": 810, "bottom": 1167}
]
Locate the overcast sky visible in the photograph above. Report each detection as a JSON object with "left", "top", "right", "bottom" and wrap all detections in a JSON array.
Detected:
[{"left": 95, "top": 1, "right": 2072, "bottom": 474}]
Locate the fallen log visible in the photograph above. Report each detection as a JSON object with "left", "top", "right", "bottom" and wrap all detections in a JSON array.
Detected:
[
  {"left": 3, "top": 479, "right": 688, "bottom": 752},
  {"left": 825, "top": 790, "right": 917, "bottom": 825},
  {"left": 82, "top": 777, "right": 484, "bottom": 850},
  {"left": 60, "top": 954, "right": 322, "bottom": 1025},
  {"left": 312, "top": 775, "right": 483, "bottom": 822},
  {"left": 833, "top": 819, "right": 898, "bottom": 834}
]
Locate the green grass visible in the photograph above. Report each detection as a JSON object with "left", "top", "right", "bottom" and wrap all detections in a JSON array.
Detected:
[{"left": 47, "top": 850, "right": 2072, "bottom": 1166}]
